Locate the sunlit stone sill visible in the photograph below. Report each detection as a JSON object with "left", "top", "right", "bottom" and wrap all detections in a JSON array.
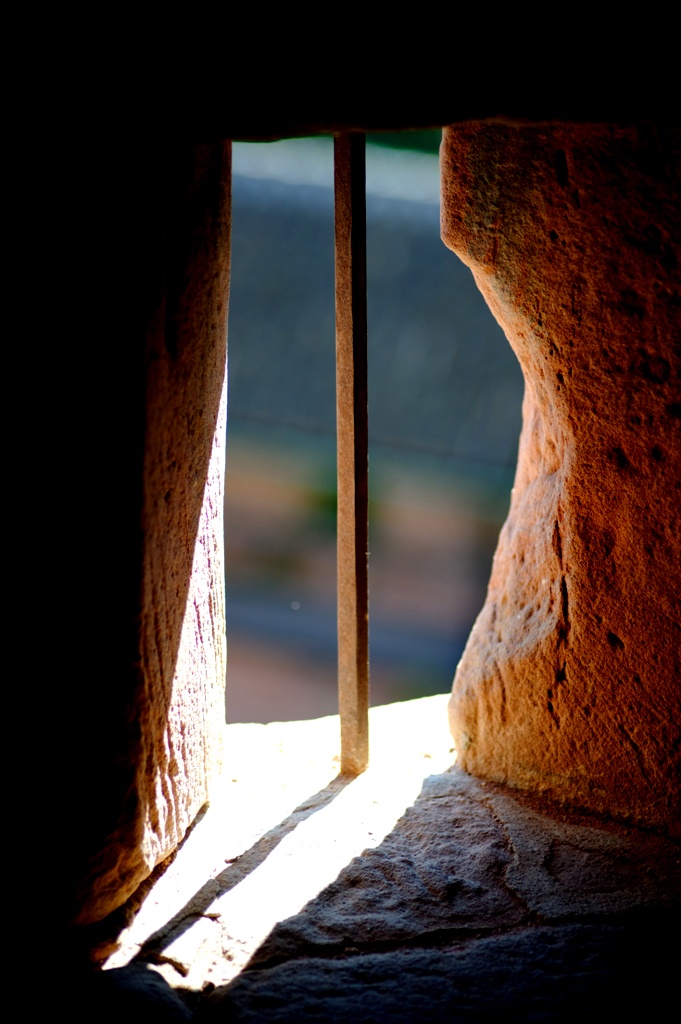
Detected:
[{"left": 105, "top": 694, "right": 455, "bottom": 990}]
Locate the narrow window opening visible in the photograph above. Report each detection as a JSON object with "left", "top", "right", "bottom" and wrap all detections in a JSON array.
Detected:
[{"left": 224, "top": 133, "right": 523, "bottom": 731}]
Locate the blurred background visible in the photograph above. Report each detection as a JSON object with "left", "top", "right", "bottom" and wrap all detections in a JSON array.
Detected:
[{"left": 224, "top": 132, "right": 524, "bottom": 723}]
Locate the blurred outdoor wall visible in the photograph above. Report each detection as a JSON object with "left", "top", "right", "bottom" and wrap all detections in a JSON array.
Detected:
[{"left": 224, "top": 136, "right": 523, "bottom": 723}]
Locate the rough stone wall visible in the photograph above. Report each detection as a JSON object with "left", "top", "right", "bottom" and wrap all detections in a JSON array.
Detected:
[
  {"left": 137, "top": 144, "right": 229, "bottom": 894},
  {"left": 442, "top": 122, "right": 680, "bottom": 835},
  {"left": 68, "top": 141, "right": 231, "bottom": 926}
]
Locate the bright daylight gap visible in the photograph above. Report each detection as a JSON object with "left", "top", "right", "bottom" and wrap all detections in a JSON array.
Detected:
[{"left": 224, "top": 133, "right": 523, "bottom": 730}]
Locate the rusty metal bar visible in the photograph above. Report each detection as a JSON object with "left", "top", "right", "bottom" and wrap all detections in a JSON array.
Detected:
[{"left": 334, "top": 132, "right": 369, "bottom": 775}]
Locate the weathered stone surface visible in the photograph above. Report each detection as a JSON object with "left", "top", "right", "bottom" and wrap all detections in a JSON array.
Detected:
[
  {"left": 106, "top": 698, "right": 458, "bottom": 987},
  {"left": 483, "top": 788, "right": 681, "bottom": 917},
  {"left": 135, "top": 143, "right": 230, "bottom": 906},
  {"left": 97, "top": 699, "right": 680, "bottom": 1019},
  {"left": 247, "top": 766, "right": 680, "bottom": 969},
  {"left": 71, "top": 141, "right": 231, "bottom": 926},
  {"left": 204, "top": 922, "right": 676, "bottom": 1022},
  {"left": 248, "top": 770, "right": 524, "bottom": 965},
  {"left": 441, "top": 123, "right": 681, "bottom": 834}
]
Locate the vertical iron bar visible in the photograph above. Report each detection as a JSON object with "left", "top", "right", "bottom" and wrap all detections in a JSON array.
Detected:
[{"left": 334, "top": 132, "right": 369, "bottom": 775}]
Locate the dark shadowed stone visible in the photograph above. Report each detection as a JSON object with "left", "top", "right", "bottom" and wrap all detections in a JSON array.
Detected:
[
  {"left": 75, "top": 963, "right": 193, "bottom": 1021},
  {"left": 203, "top": 919, "right": 676, "bottom": 1023}
]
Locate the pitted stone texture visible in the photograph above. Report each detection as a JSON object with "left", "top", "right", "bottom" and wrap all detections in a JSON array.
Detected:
[{"left": 441, "top": 122, "right": 681, "bottom": 835}]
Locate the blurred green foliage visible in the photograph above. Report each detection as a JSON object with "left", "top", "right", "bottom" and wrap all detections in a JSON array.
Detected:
[
  {"left": 366, "top": 129, "right": 442, "bottom": 155},
  {"left": 304, "top": 465, "right": 380, "bottom": 539}
]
